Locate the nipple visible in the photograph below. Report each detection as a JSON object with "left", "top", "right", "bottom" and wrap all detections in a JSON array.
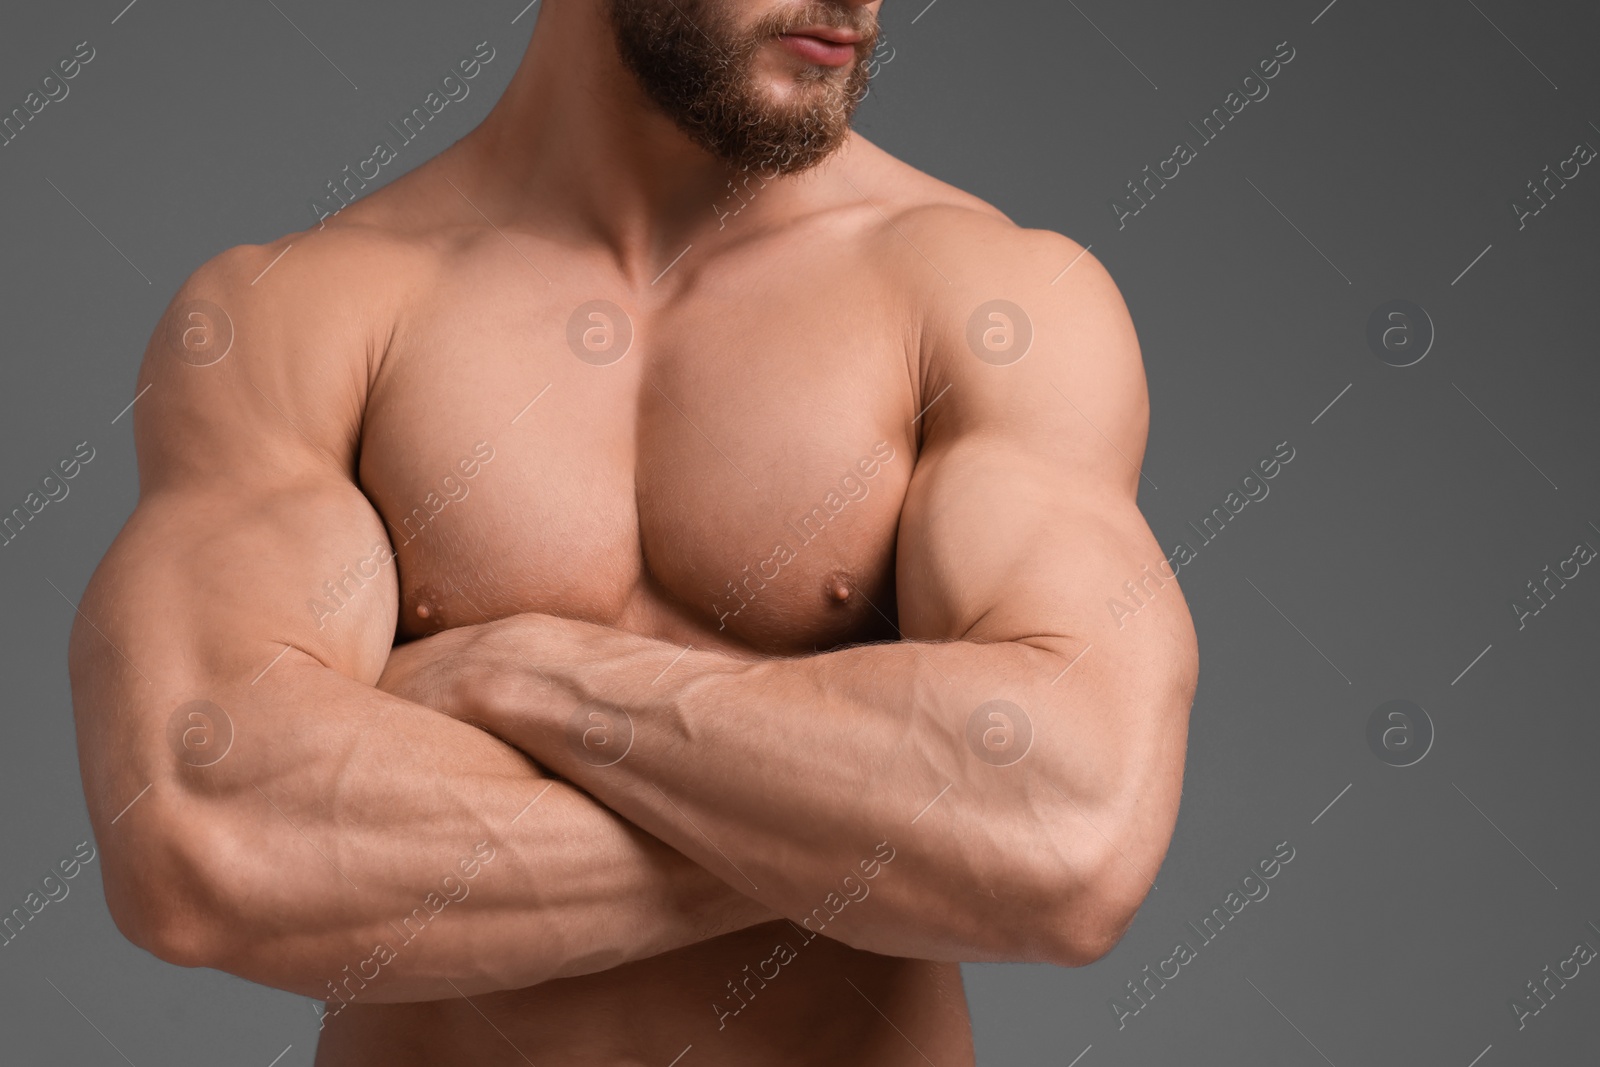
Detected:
[
  {"left": 411, "top": 592, "right": 443, "bottom": 632},
  {"left": 826, "top": 574, "right": 852, "bottom": 604}
]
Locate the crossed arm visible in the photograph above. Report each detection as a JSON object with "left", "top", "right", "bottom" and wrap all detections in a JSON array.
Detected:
[
  {"left": 70, "top": 224, "right": 1194, "bottom": 1002},
  {"left": 384, "top": 219, "right": 1196, "bottom": 966},
  {"left": 71, "top": 238, "right": 775, "bottom": 1003}
]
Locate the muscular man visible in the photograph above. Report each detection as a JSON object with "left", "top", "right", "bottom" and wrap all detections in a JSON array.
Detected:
[{"left": 69, "top": 1, "right": 1197, "bottom": 1063}]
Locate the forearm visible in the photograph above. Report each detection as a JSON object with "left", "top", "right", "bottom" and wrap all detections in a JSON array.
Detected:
[
  {"left": 88, "top": 651, "right": 772, "bottom": 1003},
  {"left": 465, "top": 615, "right": 1187, "bottom": 964}
]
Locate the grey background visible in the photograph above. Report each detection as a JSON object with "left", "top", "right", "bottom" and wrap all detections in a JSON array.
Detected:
[{"left": 2, "top": 0, "right": 1597, "bottom": 1064}]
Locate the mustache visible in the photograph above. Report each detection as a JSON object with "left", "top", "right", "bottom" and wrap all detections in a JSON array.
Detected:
[{"left": 761, "top": 4, "right": 879, "bottom": 45}]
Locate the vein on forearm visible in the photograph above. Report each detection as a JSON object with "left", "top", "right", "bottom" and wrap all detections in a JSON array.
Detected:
[{"left": 485, "top": 615, "right": 1149, "bottom": 960}]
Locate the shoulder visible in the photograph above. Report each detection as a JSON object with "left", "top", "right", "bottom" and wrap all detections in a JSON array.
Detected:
[
  {"left": 839, "top": 142, "right": 1147, "bottom": 465},
  {"left": 840, "top": 136, "right": 1127, "bottom": 336},
  {"left": 167, "top": 220, "right": 435, "bottom": 354},
  {"left": 134, "top": 223, "right": 438, "bottom": 489}
]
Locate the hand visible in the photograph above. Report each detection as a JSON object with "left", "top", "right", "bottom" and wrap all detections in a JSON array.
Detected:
[
  {"left": 377, "top": 614, "right": 575, "bottom": 734},
  {"left": 375, "top": 624, "right": 488, "bottom": 725},
  {"left": 377, "top": 616, "right": 577, "bottom": 779}
]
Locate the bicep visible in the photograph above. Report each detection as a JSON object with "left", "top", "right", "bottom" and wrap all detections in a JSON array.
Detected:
[
  {"left": 69, "top": 471, "right": 410, "bottom": 837},
  {"left": 897, "top": 233, "right": 1183, "bottom": 657},
  {"left": 895, "top": 440, "right": 1171, "bottom": 650}
]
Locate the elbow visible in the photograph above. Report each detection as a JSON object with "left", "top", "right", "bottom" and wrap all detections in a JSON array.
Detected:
[
  {"left": 1044, "top": 903, "right": 1137, "bottom": 969},
  {"left": 944, "top": 816, "right": 1150, "bottom": 966},
  {"left": 1027, "top": 894, "right": 1139, "bottom": 970},
  {"left": 109, "top": 887, "right": 221, "bottom": 971},
  {"left": 101, "top": 809, "right": 241, "bottom": 971},
  {"left": 1024, "top": 845, "right": 1150, "bottom": 969}
]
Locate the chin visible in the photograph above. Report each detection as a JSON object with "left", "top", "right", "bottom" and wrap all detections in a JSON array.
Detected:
[{"left": 768, "top": 75, "right": 849, "bottom": 115}]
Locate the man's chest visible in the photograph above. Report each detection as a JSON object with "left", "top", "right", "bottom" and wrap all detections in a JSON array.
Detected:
[{"left": 357, "top": 265, "right": 921, "bottom": 655}]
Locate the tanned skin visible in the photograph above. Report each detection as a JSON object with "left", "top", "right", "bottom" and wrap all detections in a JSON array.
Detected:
[{"left": 68, "top": 1, "right": 1197, "bottom": 1063}]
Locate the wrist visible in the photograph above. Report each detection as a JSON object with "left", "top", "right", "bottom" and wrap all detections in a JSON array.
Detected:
[{"left": 458, "top": 615, "right": 551, "bottom": 737}]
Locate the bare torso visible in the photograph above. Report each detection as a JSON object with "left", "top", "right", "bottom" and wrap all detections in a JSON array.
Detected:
[{"left": 310, "top": 133, "right": 991, "bottom": 1065}]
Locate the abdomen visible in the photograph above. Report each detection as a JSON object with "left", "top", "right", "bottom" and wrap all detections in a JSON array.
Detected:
[{"left": 315, "top": 922, "right": 973, "bottom": 1066}]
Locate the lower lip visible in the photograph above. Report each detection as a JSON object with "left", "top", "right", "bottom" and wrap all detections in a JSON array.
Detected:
[{"left": 777, "top": 34, "right": 857, "bottom": 68}]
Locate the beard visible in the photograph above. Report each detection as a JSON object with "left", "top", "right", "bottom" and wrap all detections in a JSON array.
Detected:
[{"left": 606, "top": 0, "right": 878, "bottom": 176}]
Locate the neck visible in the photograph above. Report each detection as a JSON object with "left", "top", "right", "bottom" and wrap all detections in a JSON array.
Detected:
[{"left": 452, "top": 1, "right": 855, "bottom": 283}]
